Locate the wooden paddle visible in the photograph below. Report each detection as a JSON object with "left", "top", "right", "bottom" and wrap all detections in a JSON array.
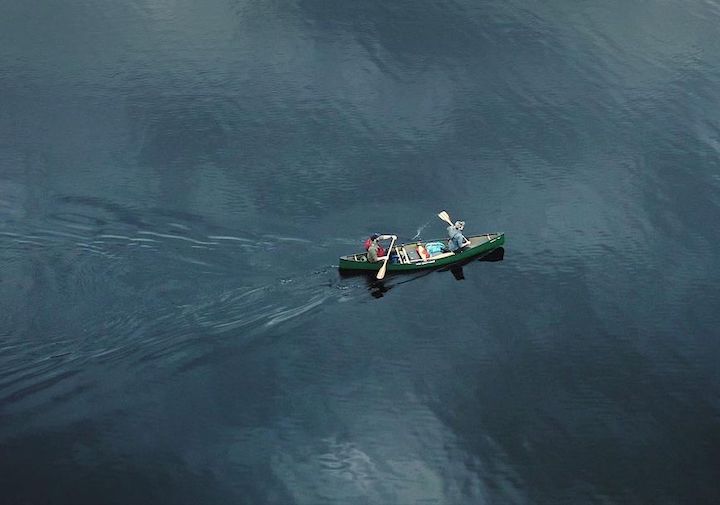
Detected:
[
  {"left": 437, "top": 210, "right": 454, "bottom": 227},
  {"left": 376, "top": 235, "right": 397, "bottom": 280}
]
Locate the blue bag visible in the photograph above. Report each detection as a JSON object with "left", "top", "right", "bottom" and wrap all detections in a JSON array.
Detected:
[{"left": 424, "top": 241, "right": 446, "bottom": 255}]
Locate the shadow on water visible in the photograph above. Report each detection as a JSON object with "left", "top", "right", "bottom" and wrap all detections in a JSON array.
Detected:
[{"left": 351, "top": 247, "right": 505, "bottom": 298}]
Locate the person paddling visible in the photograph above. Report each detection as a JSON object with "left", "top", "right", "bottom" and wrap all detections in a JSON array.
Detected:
[
  {"left": 437, "top": 211, "right": 472, "bottom": 252},
  {"left": 447, "top": 220, "right": 471, "bottom": 252},
  {"left": 364, "top": 234, "right": 388, "bottom": 262}
]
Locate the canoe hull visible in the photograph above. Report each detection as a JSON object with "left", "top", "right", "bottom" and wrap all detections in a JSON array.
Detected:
[{"left": 339, "top": 233, "right": 505, "bottom": 273}]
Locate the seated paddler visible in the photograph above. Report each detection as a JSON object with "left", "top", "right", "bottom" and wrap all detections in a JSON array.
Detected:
[
  {"left": 364, "top": 234, "right": 392, "bottom": 262},
  {"left": 447, "top": 220, "right": 471, "bottom": 252}
]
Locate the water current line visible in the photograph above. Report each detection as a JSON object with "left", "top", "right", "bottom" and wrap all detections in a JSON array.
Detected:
[{"left": 411, "top": 219, "right": 433, "bottom": 240}]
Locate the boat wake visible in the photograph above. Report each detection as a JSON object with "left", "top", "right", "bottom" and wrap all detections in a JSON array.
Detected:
[{"left": 0, "top": 194, "right": 503, "bottom": 420}]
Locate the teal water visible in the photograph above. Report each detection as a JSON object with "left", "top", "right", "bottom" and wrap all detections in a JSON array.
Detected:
[{"left": 1, "top": 1, "right": 720, "bottom": 503}]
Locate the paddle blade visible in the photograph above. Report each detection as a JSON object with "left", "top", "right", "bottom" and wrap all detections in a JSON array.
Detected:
[
  {"left": 437, "top": 210, "right": 453, "bottom": 226},
  {"left": 376, "top": 262, "right": 388, "bottom": 279}
]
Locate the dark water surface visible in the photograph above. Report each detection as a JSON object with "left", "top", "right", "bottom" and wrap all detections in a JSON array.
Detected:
[{"left": 2, "top": 1, "right": 720, "bottom": 503}]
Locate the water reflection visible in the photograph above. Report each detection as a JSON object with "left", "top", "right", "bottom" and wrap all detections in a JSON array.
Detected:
[
  {"left": 438, "top": 246, "right": 505, "bottom": 282},
  {"left": 450, "top": 266, "right": 465, "bottom": 281},
  {"left": 368, "top": 279, "right": 392, "bottom": 299}
]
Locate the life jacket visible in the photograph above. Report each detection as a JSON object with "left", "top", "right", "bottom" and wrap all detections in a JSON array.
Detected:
[{"left": 364, "top": 237, "right": 385, "bottom": 257}]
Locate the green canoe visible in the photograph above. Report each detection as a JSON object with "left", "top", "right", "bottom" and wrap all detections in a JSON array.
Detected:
[{"left": 339, "top": 232, "right": 505, "bottom": 274}]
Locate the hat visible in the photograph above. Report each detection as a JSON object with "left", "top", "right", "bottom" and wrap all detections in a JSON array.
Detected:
[
  {"left": 454, "top": 221, "right": 465, "bottom": 230},
  {"left": 370, "top": 234, "right": 379, "bottom": 240}
]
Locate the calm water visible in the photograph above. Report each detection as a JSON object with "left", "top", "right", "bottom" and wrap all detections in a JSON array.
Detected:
[{"left": 2, "top": 1, "right": 720, "bottom": 503}]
